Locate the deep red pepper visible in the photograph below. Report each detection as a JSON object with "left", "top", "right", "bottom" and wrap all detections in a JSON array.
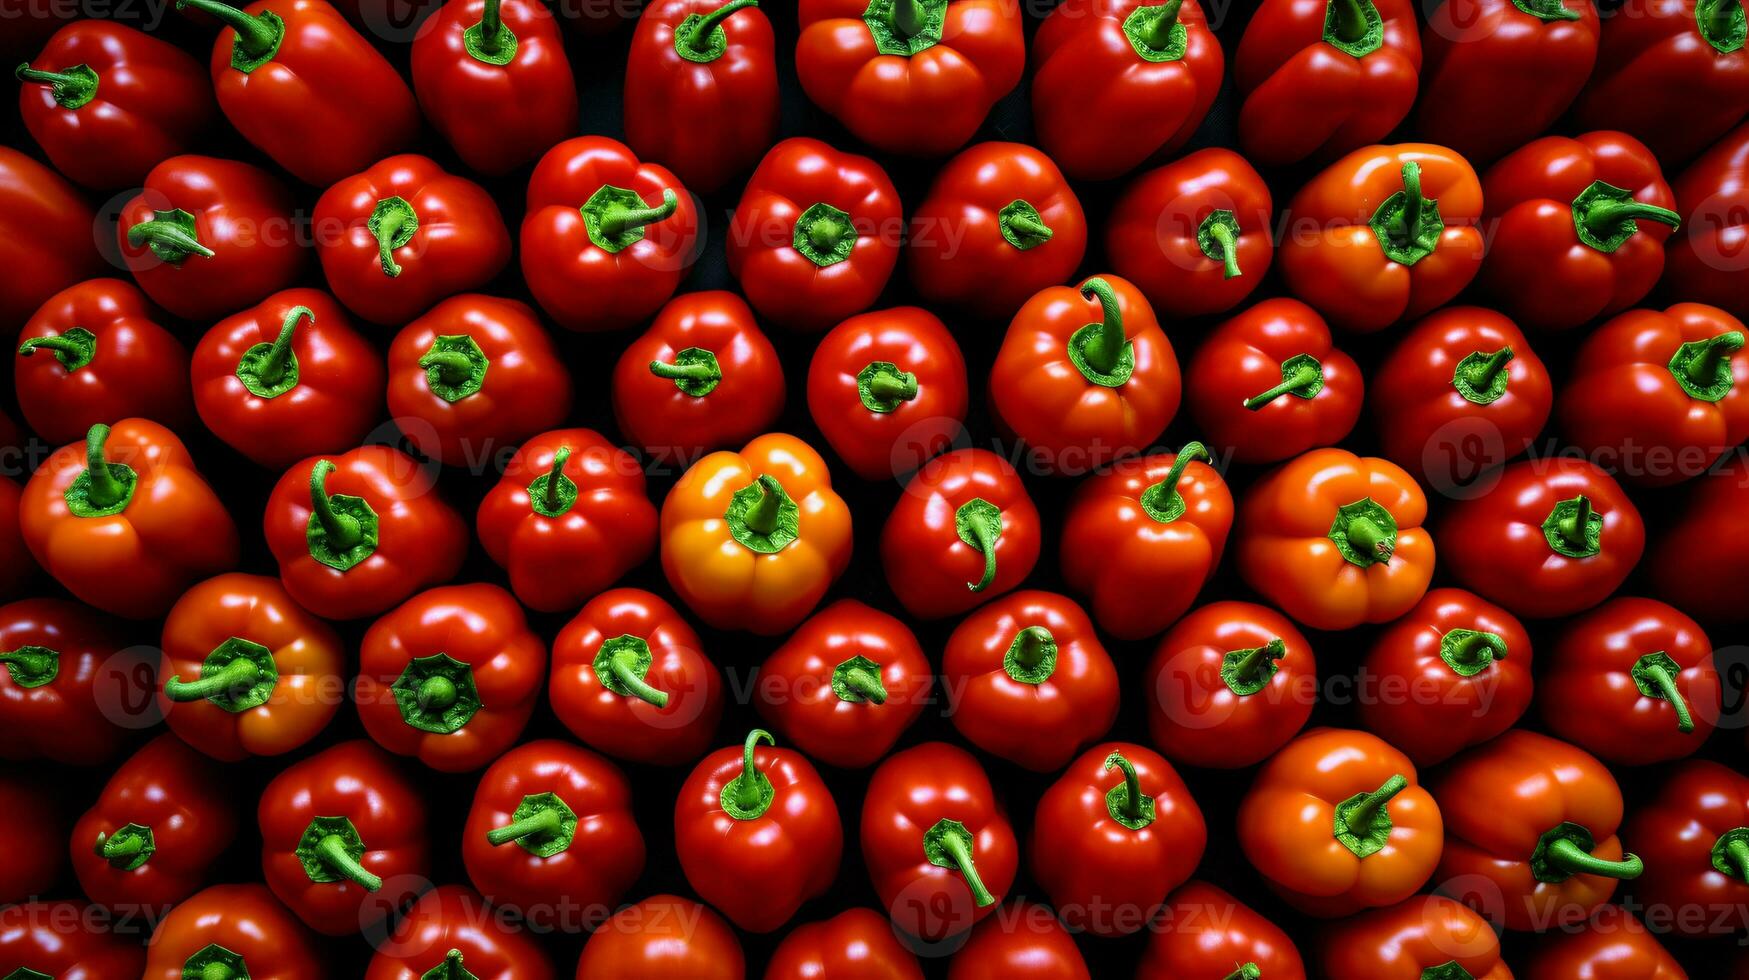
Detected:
[
  {"left": 1665, "top": 120, "right": 1749, "bottom": 321},
  {"left": 0, "top": 477, "right": 33, "bottom": 600},
  {"left": 117, "top": 154, "right": 306, "bottom": 321},
  {"left": 624, "top": 0, "right": 779, "bottom": 194},
  {"left": 1519, "top": 910, "right": 1686, "bottom": 978},
  {"left": 179, "top": 0, "right": 420, "bottom": 186},
  {"left": 0, "top": 146, "right": 105, "bottom": 331},
  {"left": 766, "top": 908, "right": 923, "bottom": 980},
  {"left": 806, "top": 306, "right": 968, "bottom": 481},
  {"left": 882, "top": 448, "right": 1039, "bottom": 620},
  {"left": 1622, "top": 759, "right": 1749, "bottom": 938},
  {"left": 259, "top": 739, "right": 430, "bottom": 936},
  {"left": 366, "top": 884, "right": 555, "bottom": 979},
  {"left": 1137, "top": 881, "right": 1307, "bottom": 980},
  {"left": 0, "top": 901, "right": 145, "bottom": 979},
  {"left": 313, "top": 154, "right": 512, "bottom": 325},
  {"left": 522, "top": 136, "right": 700, "bottom": 332},
  {"left": 0, "top": 599, "right": 136, "bottom": 765},
  {"left": 462, "top": 739, "right": 644, "bottom": 926},
  {"left": 945, "top": 901, "right": 1090, "bottom": 980},
  {"left": 191, "top": 289, "right": 385, "bottom": 470},
  {"left": 1318, "top": 894, "right": 1511, "bottom": 979},
  {"left": 573, "top": 895, "right": 745, "bottom": 980},
  {"left": 1649, "top": 455, "right": 1749, "bottom": 623},
  {"left": 14, "top": 278, "right": 193, "bottom": 447},
  {"left": 143, "top": 883, "right": 324, "bottom": 980},
  {"left": 0, "top": 773, "right": 61, "bottom": 905}
]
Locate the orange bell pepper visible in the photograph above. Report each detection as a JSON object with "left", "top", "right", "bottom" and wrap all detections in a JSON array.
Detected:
[{"left": 660, "top": 433, "right": 852, "bottom": 634}]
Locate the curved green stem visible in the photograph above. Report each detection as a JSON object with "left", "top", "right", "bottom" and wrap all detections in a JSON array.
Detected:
[
  {"left": 649, "top": 358, "right": 718, "bottom": 382},
  {"left": 487, "top": 807, "right": 561, "bottom": 847},
  {"left": 17, "top": 333, "right": 91, "bottom": 368},
  {"left": 1339, "top": 774, "right": 1407, "bottom": 840},
  {"left": 607, "top": 650, "right": 668, "bottom": 707},
  {"left": 1556, "top": 495, "right": 1593, "bottom": 550},
  {"left": 252, "top": 306, "right": 309, "bottom": 390},
  {"left": 741, "top": 475, "right": 784, "bottom": 536},
  {"left": 1543, "top": 838, "right": 1643, "bottom": 880},
  {"left": 689, "top": 0, "right": 758, "bottom": 50},
  {"left": 175, "top": 0, "right": 280, "bottom": 58},
  {"left": 1462, "top": 347, "right": 1512, "bottom": 392},
  {"left": 539, "top": 447, "right": 571, "bottom": 514},
  {"left": 934, "top": 825, "right": 993, "bottom": 906},
  {"left": 1106, "top": 753, "right": 1146, "bottom": 824},
  {"left": 599, "top": 189, "right": 677, "bottom": 239},
  {"left": 98, "top": 832, "right": 146, "bottom": 865},
  {"left": 15, "top": 63, "right": 99, "bottom": 109},
  {"left": 892, "top": 0, "right": 927, "bottom": 37},
  {"left": 163, "top": 658, "right": 261, "bottom": 703},
  {"left": 866, "top": 369, "right": 918, "bottom": 403},
  {"left": 1136, "top": 0, "right": 1184, "bottom": 49},
  {"left": 309, "top": 460, "right": 364, "bottom": 552},
  {"left": 1079, "top": 278, "right": 1126, "bottom": 377},
  {"left": 1328, "top": 0, "right": 1369, "bottom": 43},
  {"left": 1011, "top": 626, "right": 1052, "bottom": 669},
  {"left": 311, "top": 833, "right": 382, "bottom": 891},
  {"left": 840, "top": 666, "right": 887, "bottom": 704},
  {"left": 1636, "top": 655, "right": 1695, "bottom": 734},
  {"left": 82, "top": 424, "right": 127, "bottom": 510},
  {"left": 472, "top": 0, "right": 506, "bottom": 52},
  {"left": 726, "top": 729, "right": 774, "bottom": 814},
  {"left": 1678, "top": 332, "right": 1744, "bottom": 389},
  {"left": 1245, "top": 359, "right": 1322, "bottom": 409}
]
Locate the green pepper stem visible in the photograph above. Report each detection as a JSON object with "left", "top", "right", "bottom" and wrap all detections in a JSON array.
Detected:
[
  {"left": 742, "top": 475, "right": 784, "bottom": 536},
  {"left": 0, "top": 649, "right": 55, "bottom": 674},
  {"left": 17, "top": 334, "right": 85, "bottom": 361},
  {"left": 1447, "top": 632, "right": 1502, "bottom": 669},
  {"left": 1543, "top": 838, "right": 1643, "bottom": 880},
  {"left": 82, "top": 424, "right": 128, "bottom": 510},
  {"left": 607, "top": 650, "right": 669, "bottom": 707},
  {"left": 421, "top": 351, "right": 476, "bottom": 387},
  {"left": 128, "top": 218, "right": 214, "bottom": 260},
  {"left": 1146, "top": 441, "right": 1208, "bottom": 509},
  {"left": 175, "top": 0, "right": 280, "bottom": 59},
  {"left": 1004, "top": 212, "right": 1053, "bottom": 241},
  {"left": 1638, "top": 658, "right": 1695, "bottom": 733},
  {"left": 311, "top": 833, "right": 383, "bottom": 891},
  {"left": 1340, "top": 774, "right": 1407, "bottom": 839},
  {"left": 1206, "top": 216, "right": 1241, "bottom": 278},
  {"left": 1701, "top": 0, "right": 1744, "bottom": 49},
  {"left": 841, "top": 666, "right": 888, "bottom": 705},
  {"left": 1105, "top": 752, "right": 1146, "bottom": 823},
  {"left": 1245, "top": 360, "right": 1322, "bottom": 409},
  {"left": 472, "top": 0, "right": 506, "bottom": 52},
  {"left": 163, "top": 657, "right": 260, "bottom": 703},
  {"left": 540, "top": 447, "right": 571, "bottom": 513},
  {"left": 689, "top": 0, "right": 758, "bottom": 50},
  {"left": 252, "top": 306, "right": 310, "bottom": 390},
  {"left": 1011, "top": 626, "right": 1053, "bottom": 669},
  {"left": 1581, "top": 195, "right": 1683, "bottom": 245},
  {"left": 936, "top": 825, "right": 994, "bottom": 906},
  {"left": 14, "top": 63, "right": 97, "bottom": 107},
  {"left": 487, "top": 806, "right": 562, "bottom": 847},
  {"left": 965, "top": 508, "right": 998, "bottom": 593},
  {"left": 1379, "top": 161, "right": 1427, "bottom": 252},
  {"left": 308, "top": 460, "right": 364, "bottom": 551},
  {"left": 1328, "top": 0, "right": 1370, "bottom": 43},
  {"left": 649, "top": 358, "right": 717, "bottom": 381},
  {"left": 866, "top": 368, "right": 919, "bottom": 403},
  {"left": 1136, "top": 0, "right": 1185, "bottom": 49},
  {"left": 374, "top": 207, "right": 407, "bottom": 276},
  {"left": 1724, "top": 836, "right": 1749, "bottom": 879},
  {"left": 1229, "top": 638, "right": 1286, "bottom": 686},
  {"left": 600, "top": 189, "right": 678, "bottom": 239},
  {"left": 1221, "top": 967, "right": 1262, "bottom": 980},
  {"left": 1556, "top": 495, "right": 1593, "bottom": 550},
  {"left": 1460, "top": 347, "right": 1513, "bottom": 391},
  {"left": 728, "top": 729, "right": 774, "bottom": 813},
  {"left": 1344, "top": 515, "right": 1393, "bottom": 563},
  {"left": 1678, "top": 332, "right": 1745, "bottom": 389},
  {"left": 97, "top": 832, "right": 145, "bottom": 865},
  {"left": 806, "top": 214, "right": 847, "bottom": 254},
  {"left": 1079, "top": 278, "right": 1127, "bottom": 377},
  {"left": 892, "top": 0, "right": 927, "bottom": 37},
  {"left": 416, "top": 675, "right": 457, "bottom": 713}
]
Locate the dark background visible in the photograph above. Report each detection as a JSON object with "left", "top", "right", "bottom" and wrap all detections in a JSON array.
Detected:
[{"left": 3, "top": 0, "right": 1747, "bottom": 975}]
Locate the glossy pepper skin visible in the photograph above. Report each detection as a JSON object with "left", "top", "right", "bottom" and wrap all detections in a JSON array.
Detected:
[
  {"left": 795, "top": 0, "right": 1025, "bottom": 157},
  {"left": 549, "top": 588, "right": 724, "bottom": 765},
  {"left": 1319, "top": 895, "right": 1510, "bottom": 980},
  {"left": 882, "top": 449, "right": 1039, "bottom": 620},
  {"left": 1281, "top": 143, "right": 1485, "bottom": 332},
  {"left": 15, "top": 20, "right": 215, "bottom": 189},
  {"left": 70, "top": 734, "right": 237, "bottom": 913},
  {"left": 1437, "top": 457, "right": 1644, "bottom": 619},
  {"left": 522, "top": 136, "right": 700, "bottom": 332},
  {"left": 179, "top": 0, "right": 419, "bottom": 186},
  {"left": 1061, "top": 443, "right": 1233, "bottom": 640},
  {"left": 313, "top": 155, "right": 512, "bottom": 325},
  {"left": 862, "top": 742, "right": 1019, "bottom": 941},
  {"left": 1145, "top": 600, "right": 1316, "bottom": 769},
  {"left": 191, "top": 289, "right": 385, "bottom": 470},
  {"left": 0, "top": 147, "right": 105, "bottom": 331},
  {"left": 573, "top": 894, "right": 745, "bottom": 980},
  {"left": 117, "top": 154, "right": 306, "bottom": 321},
  {"left": 264, "top": 446, "right": 468, "bottom": 621},
  {"left": 907, "top": 142, "right": 1087, "bottom": 320},
  {"left": 14, "top": 278, "right": 193, "bottom": 447},
  {"left": 1665, "top": 120, "right": 1749, "bottom": 320},
  {"left": 1137, "top": 881, "right": 1307, "bottom": 980},
  {"left": 1650, "top": 456, "right": 1749, "bottom": 622},
  {"left": 387, "top": 294, "right": 573, "bottom": 467},
  {"left": 411, "top": 0, "right": 576, "bottom": 176},
  {"left": 1623, "top": 760, "right": 1749, "bottom": 937},
  {"left": 727, "top": 137, "right": 902, "bottom": 333},
  {"left": 0, "top": 900, "right": 145, "bottom": 979},
  {"left": 0, "top": 599, "right": 135, "bottom": 765},
  {"left": 1030, "top": 742, "right": 1206, "bottom": 937},
  {"left": 1235, "top": 448, "right": 1435, "bottom": 631},
  {"left": 1433, "top": 731, "right": 1643, "bottom": 931},
  {"left": 259, "top": 740, "right": 430, "bottom": 936},
  {"left": 143, "top": 883, "right": 324, "bottom": 980},
  {"left": 1107, "top": 148, "right": 1274, "bottom": 319},
  {"left": 806, "top": 306, "right": 967, "bottom": 480},
  {"left": 1358, "top": 588, "right": 1534, "bottom": 767},
  {"left": 366, "top": 884, "right": 555, "bottom": 979},
  {"left": 22, "top": 420, "right": 239, "bottom": 619},
  {"left": 1185, "top": 299, "right": 1364, "bottom": 464},
  {"left": 1234, "top": 0, "right": 1422, "bottom": 166},
  {"left": 676, "top": 729, "right": 843, "bottom": 932},
  {"left": 942, "top": 591, "right": 1119, "bottom": 772},
  {"left": 1415, "top": 0, "right": 1600, "bottom": 166},
  {"left": 755, "top": 599, "right": 931, "bottom": 768},
  {"left": 946, "top": 901, "right": 1090, "bottom": 980},
  {"left": 766, "top": 908, "right": 923, "bottom": 980},
  {"left": 989, "top": 275, "right": 1180, "bottom": 477},
  {"left": 462, "top": 740, "right": 644, "bottom": 924},
  {"left": 660, "top": 433, "right": 853, "bottom": 634},
  {"left": 477, "top": 428, "right": 657, "bottom": 613},
  {"left": 612, "top": 291, "right": 786, "bottom": 464},
  {"left": 1239, "top": 728, "right": 1443, "bottom": 917},
  {"left": 0, "top": 775, "right": 61, "bottom": 905},
  {"left": 1520, "top": 912, "right": 1686, "bottom": 979},
  {"left": 625, "top": 0, "right": 779, "bottom": 193},
  {"left": 1559, "top": 303, "right": 1749, "bottom": 486}
]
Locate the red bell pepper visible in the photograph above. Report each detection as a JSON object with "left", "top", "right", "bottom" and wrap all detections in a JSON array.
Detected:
[
  {"left": 1145, "top": 600, "right": 1316, "bottom": 769},
  {"left": 989, "top": 275, "right": 1180, "bottom": 476},
  {"left": 1280, "top": 143, "right": 1485, "bottom": 332},
  {"left": 1061, "top": 443, "right": 1232, "bottom": 640},
  {"left": 1137, "top": 881, "right": 1307, "bottom": 980},
  {"left": 624, "top": 0, "right": 779, "bottom": 193},
  {"left": 0, "top": 477, "right": 33, "bottom": 599},
  {"left": 573, "top": 894, "right": 745, "bottom": 980},
  {"left": 142, "top": 883, "right": 324, "bottom": 980},
  {"left": 882, "top": 448, "right": 1039, "bottom": 620},
  {"left": 1573, "top": 0, "right": 1749, "bottom": 164},
  {"left": 15, "top": 20, "right": 215, "bottom": 189},
  {"left": 259, "top": 739, "right": 430, "bottom": 936},
  {"left": 191, "top": 289, "right": 385, "bottom": 470},
  {"left": 0, "top": 599, "right": 136, "bottom": 765},
  {"left": 946, "top": 902, "right": 1090, "bottom": 980},
  {"left": 1415, "top": 0, "right": 1600, "bottom": 166},
  {"left": 1665, "top": 120, "right": 1749, "bottom": 321},
  {"left": 0, "top": 146, "right": 105, "bottom": 331},
  {"left": 1623, "top": 760, "right": 1749, "bottom": 937},
  {"left": 357, "top": 583, "right": 544, "bottom": 773},
  {"left": 477, "top": 427, "right": 657, "bottom": 613},
  {"left": 727, "top": 137, "right": 902, "bottom": 333},
  {"left": 14, "top": 278, "right": 193, "bottom": 447},
  {"left": 755, "top": 599, "right": 932, "bottom": 768},
  {"left": 522, "top": 136, "right": 699, "bottom": 332},
  {"left": 1234, "top": 0, "right": 1422, "bottom": 166},
  {"left": 1357, "top": 588, "right": 1534, "bottom": 767},
  {"left": 1030, "top": 742, "right": 1206, "bottom": 937},
  {"left": 117, "top": 154, "right": 306, "bottom": 321},
  {"left": 1437, "top": 457, "right": 1644, "bottom": 619},
  {"left": 1559, "top": 303, "right": 1749, "bottom": 486},
  {"left": 1519, "top": 910, "right": 1686, "bottom": 978},
  {"left": 907, "top": 142, "right": 1087, "bottom": 320},
  {"left": 806, "top": 306, "right": 968, "bottom": 480},
  {"left": 158, "top": 572, "right": 345, "bottom": 760},
  {"left": 1649, "top": 455, "right": 1749, "bottom": 622},
  {"left": 21, "top": 420, "right": 239, "bottom": 619},
  {"left": 1239, "top": 727, "right": 1443, "bottom": 917},
  {"left": 1431, "top": 731, "right": 1642, "bottom": 931},
  {"left": 766, "top": 908, "right": 923, "bottom": 980},
  {"left": 264, "top": 446, "right": 468, "bottom": 620},
  {"left": 179, "top": 0, "right": 419, "bottom": 186},
  {"left": 549, "top": 588, "right": 724, "bottom": 765},
  {"left": 676, "top": 729, "right": 843, "bottom": 932},
  {"left": 1107, "top": 148, "right": 1274, "bottom": 319},
  {"left": 365, "top": 884, "right": 555, "bottom": 979},
  {"left": 69, "top": 733, "right": 236, "bottom": 913},
  {"left": 612, "top": 290, "right": 786, "bottom": 464},
  {"left": 411, "top": 0, "right": 576, "bottom": 176},
  {"left": 795, "top": 0, "right": 1025, "bottom": 156},
  {"left": 942, "top": 591, "right": 1119, "bottom": 772},
  {"left": 0, "top": 901, "right": 145, "bottom": 979},
  {"left": 313, "top": 154, "right": 512, "bottom": 325},
  {"left": 461, "top": 739, "right": 644, "bottom": 925},
  {"left": 862, "top": 742, "right": 1018, "bottom": 941},
  {"left": 1185, "top": 299, "right": 1364, "bottom": 464},
  {"left": 1318, "top": 895, "right": 1510, "bottom": 979},
  {"left": 0, "top": 774, "right": 61, "bottom": 905}
]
